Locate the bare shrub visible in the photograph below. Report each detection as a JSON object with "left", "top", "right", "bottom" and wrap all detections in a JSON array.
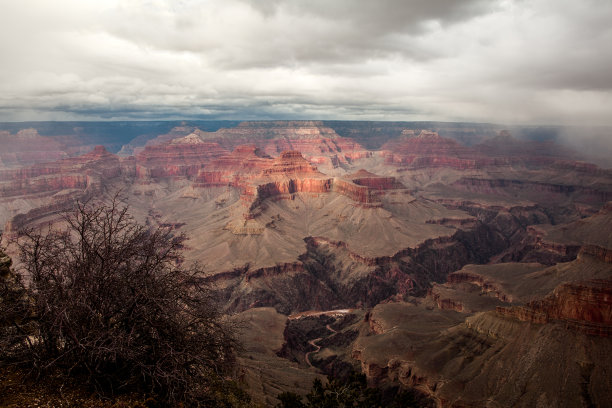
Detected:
[
  {"left": 0, "top": 246, "right": 33, "bottom": 359},
  {"left": 4, "top": 198, "right": 246, "bottom": 406}
]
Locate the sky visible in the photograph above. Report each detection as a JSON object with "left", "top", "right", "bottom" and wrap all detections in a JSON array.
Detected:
[{"left": 0, "top": 0, "right": 611, "bottom": 125}]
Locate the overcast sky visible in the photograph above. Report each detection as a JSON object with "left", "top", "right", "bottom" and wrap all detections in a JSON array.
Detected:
[{"left": 0, "top": 0, "right": 611, "bottom": 124}]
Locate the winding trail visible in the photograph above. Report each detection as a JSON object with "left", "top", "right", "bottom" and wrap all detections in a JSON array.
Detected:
[
  {"left": 305, "top": 338, "right": 322, "bottom": 368},
  {"left": 305, "top": 323, "right": 338, "bottom": 368},
  {"left": 286, "top": 309, "right": 353, "bottom": 368}
]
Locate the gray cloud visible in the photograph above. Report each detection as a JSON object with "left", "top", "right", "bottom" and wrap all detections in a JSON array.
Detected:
[
  {"left": 0, "top": 0, "right": 611, "bottom": 127},
  {"left": 246, "top": 0, "right": 493, "bottom": 33}
]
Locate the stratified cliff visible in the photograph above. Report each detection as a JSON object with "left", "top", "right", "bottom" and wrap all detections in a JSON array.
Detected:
[{"left": 350, "top": 209, "right": 612, "bottom": 407}]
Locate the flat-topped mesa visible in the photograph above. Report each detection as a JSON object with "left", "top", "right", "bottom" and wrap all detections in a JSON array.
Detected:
[
  {"left": 332, "top": 178, "right": 382, "bottom": 205},
  {"left": 135, "top": 136, "right": 228, "bottom": 178},
  {"left": 384, "top": 128, "right": 590, "bottom": 170},
  {"left": 245, "top": 178, "right": 333, "bottom": 213},
  {"left": 262, "top": 136, "right": 370, "bottom": 164},
  {"left": 346, "top": 169, "right": 405, "bottom": 190},
  {"left": 239, "top": 176, "right": 404, "bottom": 226},
  {"left": 497, "top": 280, "right": 612, "bottom": 336},
  {"left": 242, "top": 176, "right": 389, "bottom": 216},
  {"left": 194, "top": 145, "right": 272, "bottom": 186},
  {"left": 215, "top": 153, "right": 405, "bottom": 226}
]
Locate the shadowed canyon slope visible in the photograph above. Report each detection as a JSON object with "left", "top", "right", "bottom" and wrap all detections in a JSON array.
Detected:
[{"left": 1, "top": 120, "right": 611, "bottom": 406}]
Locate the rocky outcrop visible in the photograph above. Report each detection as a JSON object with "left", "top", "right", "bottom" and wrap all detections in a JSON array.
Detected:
[
  {"left": 447, "top": 271, "right": 513, "bottom": 302},
  {"left": 194, "top": 148, "right": 407, "bottom": 223},
  {"left": 427, "top": 288, "right": 465, "bottom": 312},
  {"left": 0, "top": 146, "right": 123, "bottom": 233},
  {"left": 579, "top": 245, "right": 612, "bottom": 263},
  {"left": 0, "top": 146, "right": 121, "bottom": 207},
  {"left": 495, "top": 305, "right": 548, "bottom": 324},
  {"left": 496, "top": 280, "right": 612, "bottom": 336},
  {"left": 245, "top": 172, "right": 401, "bottom": 210},
  {"left": 261, "top": 151, "right": 322, "bottom": 177},
  {"left": 353, "top": 301, "right": 612, "bottom": 407},
  {"left": 345, "top": 169, "right": 402, "bottom": 189},
  {"left": 241, "top": 175, "right": 394, "bottom": 219},
  {"left": 4, "top": 196, "right": 87, "bottom": 234},
  {"left": 135, "top": 136, "right": 228, "bottom": 178}
]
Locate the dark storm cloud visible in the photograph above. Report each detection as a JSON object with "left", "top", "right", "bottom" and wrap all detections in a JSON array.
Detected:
[{"left": 0, "top": 0, "right": 611, "bottom": 126}]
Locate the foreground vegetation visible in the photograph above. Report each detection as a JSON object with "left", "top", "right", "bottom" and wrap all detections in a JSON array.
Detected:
[
  {"left": 0, "top": 198, "right": 250, "bottom": 407},
  {"left": 277, "top": 372, "right": 430, "bottom": 408}
]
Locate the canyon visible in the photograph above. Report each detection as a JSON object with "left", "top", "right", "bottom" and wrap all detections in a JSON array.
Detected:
[{"left": 0, "top": 120, "right": 610, "bottom": 407}]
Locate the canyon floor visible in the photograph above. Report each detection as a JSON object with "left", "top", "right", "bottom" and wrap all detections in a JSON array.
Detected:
[{"left": 1, "top": 121, "right": 611, "bottom": 407}]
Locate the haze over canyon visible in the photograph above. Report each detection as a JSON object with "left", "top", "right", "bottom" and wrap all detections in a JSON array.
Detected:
[{"left": 0, "top": 120, "right": 610, "bottom": 406}]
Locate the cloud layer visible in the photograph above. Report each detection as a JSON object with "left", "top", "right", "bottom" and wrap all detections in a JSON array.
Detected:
[{"left": 1, "top": 0, "right": 611, "bottom": 124}]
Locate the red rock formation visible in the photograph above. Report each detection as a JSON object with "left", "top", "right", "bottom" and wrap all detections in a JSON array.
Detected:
[
  {"left": 495, "top": 305, "right": 548, "bottom": 324},
  {"left": 191, "top": 148, "right": 404, "bottom": 222},
  {"left": 193, "top": 145, "right": 271, "bottom": 186},
  {"left": 0, "top": 145, "right": 120, "bottom": 197},
  {"left": 262, "top": 151, "right": 322, "bottom": 176},
  {"left": 532, "top": 280, "right": 612, "bottom": 324},
  {"left": 497, "top": 280, "right": 612, "bottom": 336},
  {"left": 345, "top": 169, "right": 403, "bottom": 190},
  {"left": 0, "top": 146, "right": 126, "bottom": 236},
  {"left": 146, "top": 122, "right": 370, "bottom": 166},
  {"left": 135, "top": 134, "right": 228, "bottom": 178},
  {"left": 332, "top": 178, "right": 379, "bottom": 206}
]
